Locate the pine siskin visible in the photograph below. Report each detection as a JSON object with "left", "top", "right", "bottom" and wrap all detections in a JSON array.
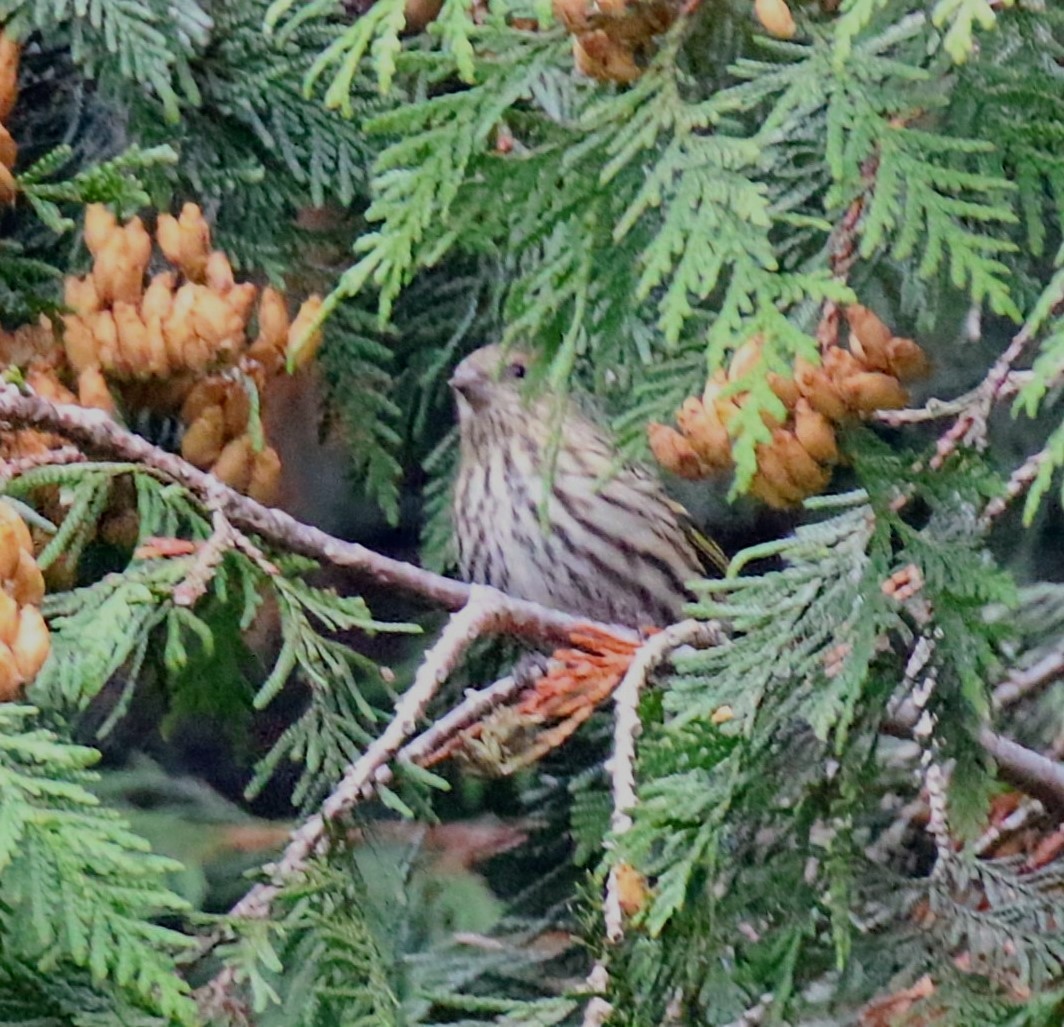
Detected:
[{"left": 450, "top": 344, "right": 726, "bottom": 628}]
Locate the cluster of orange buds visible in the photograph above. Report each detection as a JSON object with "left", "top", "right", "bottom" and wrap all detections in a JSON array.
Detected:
[
  {"left": 552, "top": 0, "right": 678, "bottom": 83},
  {"left": 0, "top": 32, "right": 19, "bottom": 203},
  {"left": 177, "top": 375, "right": 282, "bottom": 504},
  {"left": 0, "top": 318, "right": 77, "bottom": 460},
  {"left": 0, "top": 503, "right": 49, "bottom": 701},
  {"left": 649, "top": 305, "right": 929, "bottom": 508},
  {"left": 64, "top": 204, "right": 246, "bottom": 393},
  {"left": 61, "top": 203, "right": 324, "bottom": 390},
  {"left": 52, "top": 202, "right": 326, "bottom": 504}
]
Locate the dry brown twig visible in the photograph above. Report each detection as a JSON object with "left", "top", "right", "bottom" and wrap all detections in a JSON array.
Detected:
[
  {"left": 816, "top": 153, "right": 879, "bottom": 353},
  {"left": 173, "top": 494, "right": 279, "bottom": 607}
]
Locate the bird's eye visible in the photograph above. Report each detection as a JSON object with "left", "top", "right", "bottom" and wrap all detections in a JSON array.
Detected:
[{"left": 508, "top": 361, "right": 527, "bottom": 379}]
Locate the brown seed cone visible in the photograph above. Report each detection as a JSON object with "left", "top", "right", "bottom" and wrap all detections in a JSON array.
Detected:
[
  {"left": 189, "top": 287, "right": 242, "bottom": 355},
  {"left": 77, "top": 366, "right": 116, "bottom": 414},
  {"left": 83, "top": 204, "right": 117, "bottom": 257},
  {"left": 822, "top": 345, "right": 864, "bottom": 383},
  {"left": 89, "top": 310, "right": 119, "bottom": 370},
  {"left": 180, "top": 405, "right": 226, "bottom": 469},
  {"left": 753, "top": 434, "right": 814, "bottom": 506},
  {"left": 93, "top": 236, "right": 143, "bottom": 307},
  {"left": 10, "top": 548, "right": 44, "bottom": 606},
  {"left": 839, "top": 371, "right": 908, "bottom": 413},
  {"left": 793, "top": 398, "right": 839, "bottom": 464},
  {"left": 162, "top": 284, "right": 198, "bottom": 366},
  {"left": 0, "top": 122, "right": 17, "bottom": 171},
  {"left": 205, "top": 250, "right": 235, "bottom": 292},
  {"left": 141, "top": 272, "right": 176, "bottom": 322},
  {"left": 553, "top": 0, "right": 591, "bottom": 34},
  {"left": 0, "top": 503, "right": 35, "bottom": 558},
  {"left": 0, "top": 162, "right": 16, "bottom": 204},
  {"left": 0, "top": 522, "right": 22, "bottom": 581},
  {"left": 648, "top": 421, "right": 705, "bottom": 479},
  {"left": 181, "top": 378, "right": 229, "bottom": 426},
  {"left": 676, "top": 397, "right": 732, "bottom": 471},
  {"left": 614, "top": 862, "right": 649, "bottom": 917},
  {"left": 255, "top": 287, "right": 290, "bottom": 353},
  {"left": 12, "top": 605, "right": 49, "bottom": 681},
  {"left": 0, "top": 589, "right": 17, "bottom": 646},
  {"left": 794, "top": 357, "right": 848, "bottom": 422},
  {"left": 211, "top": 434, "right": 254, "bottom": 492},
  {"left": 754, "top": 0, "right": 796, "bottom": 38},
  {"left": 143, "top": 314, "right": 170, "bottom": 377},
  {"left": 845, "top": 304, "right": 893, "bottom": 371},
  {"left": 222, "top": 384, "right": 251, "bottom": 437},
  {"left": 767, "top": 371, "right": 800, "bottom": 410},
  {"left": 769, "top": 428, "right": 831, "bottom": 493},
  {"left": 0, "top": 32, "right": 21, "bottom": 122},
  {"left": 248, "top": 446, "right": 282, "bottom": 505},
  {"left": 0, "top": 642, "right": 22, "bottom": 702},
  {"left": 176, "top": 203, "right": 211, "bottom": 281},
  {"left": 98, "top": 507, "right": 141, "bottom": 549},
  {"left": 224, "top": 281, "right": 258, "bottom": 326},
  {"left": 748, "top": 471, "right": 792, "bottom": 510},
  {"left": 573, "top": 31, "right": 642, "bottom": 83},
  {"left": 25, "top": 366, "right": 77, "bottom": 406},
  {"left": 727, "top": 335, "right": 764, "bottom": 382},
  {"left": 286, "top": 295, "right": 325, "bottom": 369},
  {"left": 124, "top": 218, "right": 152, "bottom": 285},
  {"left": 64, "top": 274, "right": 102, "bottom": 319},
  {"left": 113, "top": 302, "right": 151, "bottom": 376},
  {"left": 885, "top": 336, "right": 930, "bottom": 382},
  {"left": 702, "top": 376, "right": 743, "bottom": 431},
  {"left": 404, "top": 0, "right": 444, "bottom": 31}
]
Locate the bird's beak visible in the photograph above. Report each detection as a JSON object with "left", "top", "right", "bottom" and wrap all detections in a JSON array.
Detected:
[{"left": 448, "top": 363, "right": 490, "bottom": 410}]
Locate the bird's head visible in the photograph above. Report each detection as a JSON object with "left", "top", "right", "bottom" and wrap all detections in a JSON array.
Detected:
[{"left": 449, "top": 344, "right": 532, "bottom": 421}]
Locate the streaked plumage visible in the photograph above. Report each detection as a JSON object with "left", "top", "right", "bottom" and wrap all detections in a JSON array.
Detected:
[{"left": 450, "top": 344, "right": 724, "bottom": 628}]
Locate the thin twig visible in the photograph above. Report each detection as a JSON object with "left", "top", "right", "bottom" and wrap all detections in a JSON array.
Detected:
[
  {"left": 882, "top": 710, "right": 1064, "bottom": 816},
  {"left": 816, "top": 153, "right": 879, "bottom": 352},
  {"left": 979, "top": 446, "right": 1051, "bottom": 527},
  {"left": 603, "top": 620, "right": 722, "bottom": 943},
  {"left": 992, "top": 647, "right": 1064, "bottom": 711},
  {"left": 874, "top": 372, "right": 1030, "bottom": 427},
  {"left": 931, "top": 284, "right": 1064, "bottom": 470},
  {"left": 581, "top": 962, "right": 613, "bottom": 1027},
  {"left": 0, "top": 444, "right": 85, "bottom": 479},
  {"left": 227, "top": 588, "right": 521, "bottom": 919}
]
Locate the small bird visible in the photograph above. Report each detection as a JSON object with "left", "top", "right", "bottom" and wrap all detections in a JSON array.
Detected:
[{"left": 450, "top": 344, "right": 726, "bottom": 628}]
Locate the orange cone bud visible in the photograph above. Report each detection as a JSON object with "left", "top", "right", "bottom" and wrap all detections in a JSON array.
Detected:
[
  {"left": 648, "top": 422, "right": 705, "bottom": 479},
  {"left": 180, "top": 406, "right": 226, "bottom": 469},
  {"left": 793, "top": 399, "right": 839, "bottom": 464},
  {"left": 754, "top": 0, "right": 796, "bottom": 38},
  {"left": 12, "top": 605, "right": 49, "bottom": 681},
  {"left": 839, "top": 371, "right": 908, "bottom": 412},
  {"left": 10, "top": 548, "right": 44, "bottom": 606}
]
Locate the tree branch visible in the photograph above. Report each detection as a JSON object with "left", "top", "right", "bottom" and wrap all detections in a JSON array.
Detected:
[{"left": 0, "top": 384, "right": 635, "bottom": 647}]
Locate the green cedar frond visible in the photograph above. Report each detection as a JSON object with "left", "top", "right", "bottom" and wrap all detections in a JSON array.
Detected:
[
  {"left": 317, "top": 303, "right": 404, "bottom": 524},
  {"left": 0, "top": 705, "right": 195, "bottom": 1022},
  {"left": 0, "top": 0, "right": 210, "bottom": 120}
]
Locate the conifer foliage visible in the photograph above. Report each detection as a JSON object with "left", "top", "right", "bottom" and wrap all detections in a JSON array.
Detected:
[{"left": 0, "top": 0, "right": 1062, "bottom": 1025}]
